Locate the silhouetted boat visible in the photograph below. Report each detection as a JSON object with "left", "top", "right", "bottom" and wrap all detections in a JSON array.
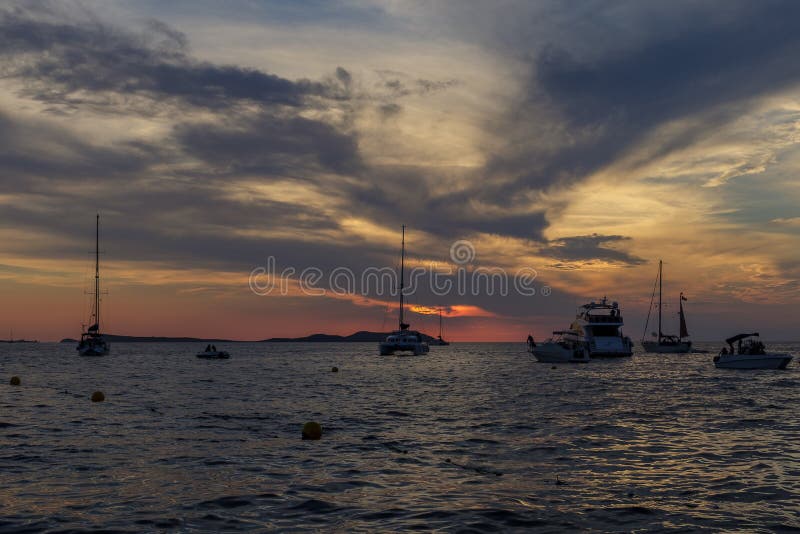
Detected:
[
  {"left": 641, "top": 260, "right": 691, "bottom": 353},
  {"left": 429, "top": 308, "right": 450, "bottom": 346},
  {"left": 379, "top": 226, "right": 429, "bottom": 356},
  {"left": 196, "top": 348, "right": 230, "bottom": 359},
  {"left": 77, "top": 214, "right": 110, "bottom": 357},
  {"left": 528, "top": 330, "right": 589, "bottom": 363},
  {"left": 574, "top": 297, "right": 633, "bottom": 357},
  {"left": 714, "top": 333, "right": 791, "bottom": 369}
]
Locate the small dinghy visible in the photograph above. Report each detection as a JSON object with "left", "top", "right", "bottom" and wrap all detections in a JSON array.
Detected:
[
  {"left": 713, "top": 333, "right": 791, "bottom": 369},
  {"left": 196, "top": 345, "right": 230, "bottom": 359}
]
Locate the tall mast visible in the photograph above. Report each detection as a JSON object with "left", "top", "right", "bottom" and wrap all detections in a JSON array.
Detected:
[
  {"left": 657, "top": 259, "right": 662, "bottom": 340},
  {"left": 439, "top": 308, "right": 443, "bottom": 338},
  {"left": 94, "top": 213, "right": 100, "bottom": 330},
  {"left": 399, "top": 225, "right": 405, "bottom": 330}
]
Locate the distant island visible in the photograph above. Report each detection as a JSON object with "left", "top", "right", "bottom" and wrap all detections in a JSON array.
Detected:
[
  {"left": 60, "top": 331, "right": 437, "bottom": 343},
  {"left": 263, "top": 331, "right": 437, "bottom": 343}
]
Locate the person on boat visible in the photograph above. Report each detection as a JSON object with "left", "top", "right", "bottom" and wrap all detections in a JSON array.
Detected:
[
  {"left": 211, "top": 344, "right": 217, "bottom": 352},
  {"left": 204, "top": 344, "right": 211, "bottom": 352},
  {"left": 527, "top": 334, "right": 536, "bottom": 349}
]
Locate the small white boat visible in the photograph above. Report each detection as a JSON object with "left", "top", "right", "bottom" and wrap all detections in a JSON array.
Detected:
[
  {"left": 713, "top": 333, "right": 791, "bottom": 369},
  {"left": 528, "top": 331, "right": 589, "bottom": 363},
  {"left": 77, "top": 214, "right": 110, "bottom": 357},
  {"left": 378, "top": 225, "right": 429, "bottom": 356},
  {"left": 196, "top": 349, "right": 230, "bottom": 359}
]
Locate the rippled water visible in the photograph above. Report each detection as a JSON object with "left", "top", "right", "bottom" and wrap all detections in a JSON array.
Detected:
[{"left": 2, "top": 341, "right": 800, "bottom": 532}]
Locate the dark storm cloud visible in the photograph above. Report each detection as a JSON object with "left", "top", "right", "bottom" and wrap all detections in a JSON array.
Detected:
[
  {"left": 483, "top": 1, "right": 800, "bottom": 197},
  {"left": 541, "top": 234, "right": 645, "bottom": 267},
  {"left": 174, "top": 112, "right": 362, "bottom": 176},
  {"left": 0, "top": 5, "right": 335, "bottom": 110}
]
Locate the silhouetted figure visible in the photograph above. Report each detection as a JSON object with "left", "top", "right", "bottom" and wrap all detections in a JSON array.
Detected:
[{"left": 527, "top": 334, "right": 536, "bottom": 349}]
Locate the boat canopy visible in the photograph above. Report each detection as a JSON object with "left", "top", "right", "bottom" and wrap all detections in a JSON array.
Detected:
[{"left": 725, "top": 333, "right": 759, "bottom": 345}]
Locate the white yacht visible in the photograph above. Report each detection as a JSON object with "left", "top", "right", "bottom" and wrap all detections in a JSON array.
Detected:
[
  {"left": 574, "top": 297, "right": 633, "bottom": 357},
  {"left": 527, "top": 330, "right": 589, "bottom": 363},
  {"left": 714, "top": 333, "right": 792, "bottom": 369},
  {"left": 379, "top": 225, "right": 429, "bottom": 356},
  {"left": 641, "top": 260, "right": 692, "bottom": 353},
  {"left": 77, "top": 214, "right": 110, "bottom": 357}
]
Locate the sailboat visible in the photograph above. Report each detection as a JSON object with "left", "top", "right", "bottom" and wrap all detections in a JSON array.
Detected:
[
  {"left": 378, "top": 225, "right": 430, "bottom": 356},
  {"left": 429, "top": 308, "right": 450, "bottom": 346},
  {"left": 77, "top": 214, "right": 110, "bottom": 357},
  {"left": 641, "top": 260, "right": 691, "bottom": 353}
]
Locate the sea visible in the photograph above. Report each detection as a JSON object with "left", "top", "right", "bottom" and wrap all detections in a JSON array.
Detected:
[{"left": 2, "top": 341, "right": 800, "bottom": 532}]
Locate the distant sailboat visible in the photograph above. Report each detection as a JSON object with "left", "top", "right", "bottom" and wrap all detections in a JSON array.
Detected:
[
  {"left": 77, "top": 214, "right": 110, "bottom": 357},
  {"left": 641, "top": 260, "right": 691, "bottom": 353},
  {"left": 378, "top": 225, "right": 430, "bottom": 356},
  {"left": 429, "top": 307, "right": 450, "bottom": 346}
]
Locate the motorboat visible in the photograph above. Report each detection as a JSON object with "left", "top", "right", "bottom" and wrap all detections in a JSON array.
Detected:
[
  {"left": 77, "top": 214, "right": 110, "bottom": 357},
  {"left": 527, "top": 330, "right": 589, "bottom": 363},
  {"left": 196, "top": 348, "right": 230, "bottom": 359},
  {"left": 574, "top": 297, "right": 633, "bottom": 357},
  {"left": 713, "top": 333, "right": 791, "bottom": 369},
  {"left": 641, "top": 260, "right": 692, "bottom": 353},
  {"left": 378, "top": 225, "right": 430, "bottom": 356}
]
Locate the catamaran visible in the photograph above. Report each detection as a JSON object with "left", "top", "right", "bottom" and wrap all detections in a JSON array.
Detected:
[
  {"left": 77, "top": 214, "right": 110, "bottom": 357},
  {"left": 641, "top": 260, "right": 691, "bottom": 353},
  {"left": 378, "top": 226, "right": 429, "bottom": 356}
]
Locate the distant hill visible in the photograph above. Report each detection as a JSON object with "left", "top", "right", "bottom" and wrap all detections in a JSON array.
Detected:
[
  {"left": 59, "top": 331, "right": 436, "bottom": 343},
  {"left": 60, "top": 334, "right": 234, "bottom": 343},
  {"left": 263, "top": 330, "right": 436, "bottom": 343}
]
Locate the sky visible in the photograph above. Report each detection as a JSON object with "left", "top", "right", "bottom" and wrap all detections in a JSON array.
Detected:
[{"left": 1, "top": 0, "right": 799, "bottom": 342}]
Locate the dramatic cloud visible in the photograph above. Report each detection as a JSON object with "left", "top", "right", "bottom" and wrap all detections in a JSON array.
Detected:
[{"left": 1, "top": 0, "right": 799, "bottom": 340}]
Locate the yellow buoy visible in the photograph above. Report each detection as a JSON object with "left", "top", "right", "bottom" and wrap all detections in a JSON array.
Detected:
[
  {"left": 331, "top": 366, "right": 339, "bottom": 373},
  {"left": 302, "top": 421, "right": 322, "bottom": 440},
  {"left": 9, "top": 376, "right": 20, "bottom": 386},
  {"left": 91, "top": 391, "right": 105, "bottom": 402}
]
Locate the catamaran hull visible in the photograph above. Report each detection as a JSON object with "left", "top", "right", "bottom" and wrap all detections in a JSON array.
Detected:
[
  {"left": 379, "top": 342, "right": 429, "bottom": 356},
  {"left": 641, "top": 341, "right": 692, "bottom": 353},
  {"left": 714, "top": 353, "right": 792, "bottom": 369}
]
